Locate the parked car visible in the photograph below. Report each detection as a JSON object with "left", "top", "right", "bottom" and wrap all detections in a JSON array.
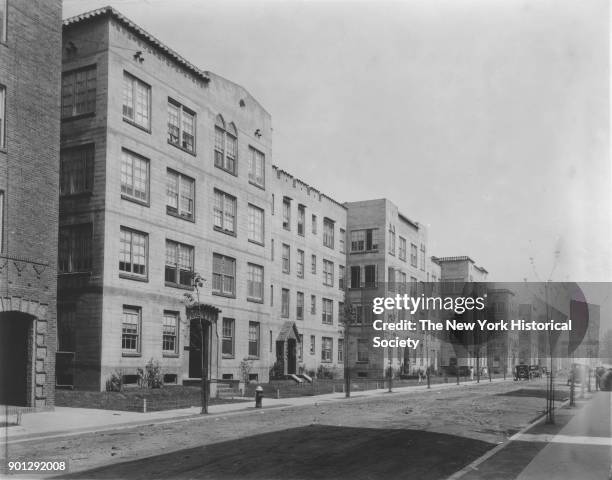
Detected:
[
  {"left": 515, "top": 364, "right": 530, "bottom": 380},
  {"left": 600, "top": 368, "right": 612, "bottom": 391},
  {"left": 529, "top": 365, "right": 542, "bottom": 378}
]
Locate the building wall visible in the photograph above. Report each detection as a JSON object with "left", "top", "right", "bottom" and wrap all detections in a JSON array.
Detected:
[
  {"left": 269, "top": 167, "right": 347, "bottom": 377},
  {"left": 345, "top": 199, "right": 438, "bottom": 377},
  {"left": 0, "top": 0, "right": 62, "bottom": 406}
]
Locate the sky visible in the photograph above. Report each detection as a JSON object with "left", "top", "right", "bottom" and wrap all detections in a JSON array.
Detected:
[{"left": 63, "top": 0, "right": 611, "bottom": 284}]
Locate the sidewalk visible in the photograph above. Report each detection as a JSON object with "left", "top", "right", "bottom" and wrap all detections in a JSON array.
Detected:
[
  {"left": 455, "top": 390, "right": 610, "bottom": 480},
  {"left": 2, "top": 377, "right": 508, "bottom": 444}
]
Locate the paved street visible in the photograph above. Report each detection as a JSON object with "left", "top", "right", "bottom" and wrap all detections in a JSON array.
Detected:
[{"left": 3, "top": 380, "right": 567, "bottom": 479}]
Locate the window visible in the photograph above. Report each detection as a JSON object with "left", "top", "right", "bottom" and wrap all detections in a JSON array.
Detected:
[
  {"left": 166, "top": 169, "right": 194, "bottom": 220},
  {"left": 350, "top": 229, "right": 378, "bottom": 252},
  {"left": 339, "top": 228, "right": 346, "bottom": 254},
  {"left": 0, "top": 86, "right": 4, "bottom": 149},
  {"left": 248, "top": 322, "right": 260, "bottom": 358},
  {"left": 214, "top": 115, "right": 237, "bottom": 174},
  {"left": 282, "top": 244, "right": 290, "bottom": 273},
  {"left": 311, "top": 254, "right": 317, "bottom": 274},
  {"left": 322, "top": 298, "right": 333, "bottom": 324},
  {"left": 271, "top": 239, "right": 274, "bottom": 261},
  {"left": 339, "top": 302, "right": 344, "bottom": 324},
  {"left": 213, "top": 190, "right": 236, "bottom": 234},
  {"left": 222, "top": 318, "right": 235, "bottom": 357},
  {"left": 271, "top": 194, "right": 275, "bottom": 215},
  {"left": 281, "top": 288, "right": 289, "bottom": 318},
  {"left": 162, "top": 312, "right": 179, "bottom": 354},
  {"left": 270, "top": 330, "right": 273, "bottom": 353},
  {"left": 122, "top": 306, "right": 141, "bottom": 354},
  {"left": 167, "top": 99, "right": 195, "bottom": 152},
  {"left": 410, "top": 276, "right": 418, "bottom": 296},
  {"left": 282, "top": 197, "right": 291, "bottom": 230},
  {"left": 310, "top": 335, "right": 315, "bottom": 355},
  {"left": 310, "top": 295, "right": 316, "bottom": 315},
  {"left": 62, "top": 66, "right": 97, "bottom": 118},
  {"left": 339, "top": 265, "right": 345, "bottom": 290},
  {"left": 322, "top": 337, "right": 333, "bottom": 362},
  {"left": 312, "top": 214, "right": 317, "bottom": 234},
  {"left": 57, "top": 304, "right": 76, "bottom": 352},
  {"left": 123, "top": 72, "right": 150, "bottom": 129},
  {"left": 400, "top": 272, "right": 407, "bottom": 294},
  {"left": 297, "top": 292, "right": 304, "bottom": 320},
  {"left": 388, "top": 225, "right": 396, "bottom": 255},
  {"left": 248, "top": 146, "right": 265, "bottom": 188},
  {"left": 357, "top": 339, "right": 369, "bottom": 362},
  {"left": 270, "top": 285, "right": 274, "bottom": 306},
  {"left": 0, "top": 0, "right": 6, "bottom": 43},
  {"left": 59, "top": 224, "right": 92, "bottom": 273},
  {"left": 297, "top": 205, "right": 305, "bottom": 236},
  {"left": 247, "top": 263, "right": 264, "bottom": 301},
  {"left": 410, "top": 243, "right": 418, "bottom": 267},
  {"left": 420, "top": 243, "right": 426, "bottom": 270},
  {"left": 338, "top": 339, "right": 344, "bottom": 363},
  {"left": 297, "top": 249, "right": 304, "bottom": 278},
  {"left": 399, "top": 237, "right": 407, "bottom": 261},
  {"left": 165, "top": 240, "right": 194, "bottom": 287},
  {"left": 248, "top": 204, "right": 264, "bottom": 244},
  {"left": 323, "top": 218, "right": 334, "bottom": 248},
  {"left": 298, "top": 334, "right": 304, "bottom": 361},
  {"left": 119, "top": 227, "right": 148, "bottom": 278},
  {"left": 120, "top": 149, "right": 149, "bottom": 204},
  {"left": 350, "top": 266, "right": 360, "bottom": 288},
  {"left": 212, "top": 254, "right": 236, "bottom": 296},
  {"left": 60, "top": 144, "right": 94, "bottom": 196},
  {"left": 323, "top": 260, "right": 334, "bottom": 286},
  {"left": 364, "top": 264, "right": 377, "bottom": 287}
]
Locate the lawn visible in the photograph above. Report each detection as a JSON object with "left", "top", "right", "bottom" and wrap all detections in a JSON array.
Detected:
[{"left": 55, "top": 385, "right": 249, "bottom": 412}]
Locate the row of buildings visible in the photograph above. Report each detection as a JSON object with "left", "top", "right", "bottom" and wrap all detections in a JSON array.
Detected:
[{"left": 1, "top": 2, "right": 599, "bottom": 407}]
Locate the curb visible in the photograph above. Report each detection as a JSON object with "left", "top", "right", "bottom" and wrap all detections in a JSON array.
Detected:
[{"left": 3, "top": 378, "right": 513, "bottom": 446}]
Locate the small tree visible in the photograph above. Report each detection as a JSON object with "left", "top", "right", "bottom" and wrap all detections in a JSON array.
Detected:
[{"left": 239, "top": 357, "right": 254, "bottom": 395}]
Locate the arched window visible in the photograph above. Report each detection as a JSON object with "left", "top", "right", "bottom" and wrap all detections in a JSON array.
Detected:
[{"left": 214, "top": 115, "right": 237, "bottom": 174}]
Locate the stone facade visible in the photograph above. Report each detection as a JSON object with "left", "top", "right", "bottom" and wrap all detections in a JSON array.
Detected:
[{"left": 0, "top": 0, "right": 62, "bottom": 407}]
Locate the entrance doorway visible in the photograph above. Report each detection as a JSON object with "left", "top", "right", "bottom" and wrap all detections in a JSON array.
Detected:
[
  {"left": 287, "top": 338, "right": 297, "bottom": 375},
  {"left": 188, "top": 319, "right": 202, "bottom": 378},
  {"left": 0, "top": 312, "right": 31, "bottom": 405}
]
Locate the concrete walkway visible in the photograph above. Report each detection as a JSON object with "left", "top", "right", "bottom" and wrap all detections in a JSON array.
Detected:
[
  {"left": 2, "top": 378, "right": 508, "bottom": 444},
  {"left": 513, "top": 391, "right": 611, "bottom": 480}
]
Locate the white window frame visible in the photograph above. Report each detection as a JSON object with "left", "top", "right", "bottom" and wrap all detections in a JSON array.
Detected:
[
  {"left": 166, "top": 169, "right": 195, "bottom": 220},
  {"left": 123, "top": 71, "right": 151, "bottom": 130},
  {"left": 248, "top": 146, "right": 265, "bottom": 188},
  {"left": 167, "top": 98, "right": 196, "bottom": 153}
]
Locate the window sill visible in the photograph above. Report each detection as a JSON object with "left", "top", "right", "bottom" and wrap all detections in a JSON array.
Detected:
[
  {"left": 121, "top": 194, "right": 150, "bottom": 207},
  {"left": 350, "top": 249, "right": 379, "bottom": 255},
  {"left": 213, "top": 226, "right": 237, "bottom": 237},
  {"left": 222, "top": 354, "right": 235, "bottom": 359},
  {"left": 61, "top": 112, "right": 96, "bottom": 122},
  {"left": 167, "top": 209, "right": 195, "bottom": 223},
  {"left": 247, "top": 297, "right": 264, "bottom": 304},
  {"left": 168, "top": 140, "right": 196, "bottom": 156},
  {"left": 162, "top": 353, "right": 180, "bottom": 358},
  {"left": 123, "top": 117, "right": 151, "bottom": 134},
  {"left": 122, "top": 352, "right": 142, "bottom": 357},
  {"left": 119, "top": 273, "right": 149, "bottom": 282},
  {"left": 212, "top": 291, "right": 236, "bottom": 299},
  {"left": 165, "top": 282, "right": 193, "bottom": 291},
  {"left": 247, "top": 356, "right": 259, "bottom": 361},
  {"left": 248, "top": 180, "right": 265, "bottom": 191},
  {"left": 214, "top": 164, "right": 238, "bottom": 177},
  {"left": 248, "top": 239, "right": 265, "bottom": 247},
  {"left": 321, "top": 360, "right": 332, "bottom": 364}
]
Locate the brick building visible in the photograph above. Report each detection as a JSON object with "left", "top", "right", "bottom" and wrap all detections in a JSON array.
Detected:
[
  {"left": 58, "top": 7, "right": 347, "bottom": 391},
  {"left": 344, "top": 199, "right": 441, "bottom": 378},
  {"left": 0, "top": 0, "right": 62, "bottom": 407}
]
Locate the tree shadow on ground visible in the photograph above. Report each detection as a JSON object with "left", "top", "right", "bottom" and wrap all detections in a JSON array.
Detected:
[
  {"left": 56, "top": 425, "right": 492, "bottom": 480},
  {"left": 497, "top": 388, "right": 568, "bottom": 401}
]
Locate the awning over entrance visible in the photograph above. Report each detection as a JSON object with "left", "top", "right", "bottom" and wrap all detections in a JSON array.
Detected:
[{"left": 276, "top": 321, "right": 301, "bottom": 343}]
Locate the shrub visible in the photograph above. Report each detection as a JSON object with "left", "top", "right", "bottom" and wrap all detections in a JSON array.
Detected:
[
  {"left": 316, "top": 364, "right": 334, "bottom": 379},
  {"left": 137, "top": 359, "right": 164, "bottom": 389},
  {"left": 105, "top": 371, "right": 123, "bottom": 392}
]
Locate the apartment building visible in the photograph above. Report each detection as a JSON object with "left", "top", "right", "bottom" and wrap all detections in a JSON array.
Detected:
[
  {"left": 269, "top": 167, "right": 346, "bottom": 378},
  {"left": 59, "top": 7, "right": 350, "bottom": 390},
  {"left": 0, "top": 0, "right": 62, "bottom": 407},
  {"left": 344, "top": 199, "right": 441, "bottom": 378},
  {"left": 59, "top": 7, "right": 273, "bottom": 390}
]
